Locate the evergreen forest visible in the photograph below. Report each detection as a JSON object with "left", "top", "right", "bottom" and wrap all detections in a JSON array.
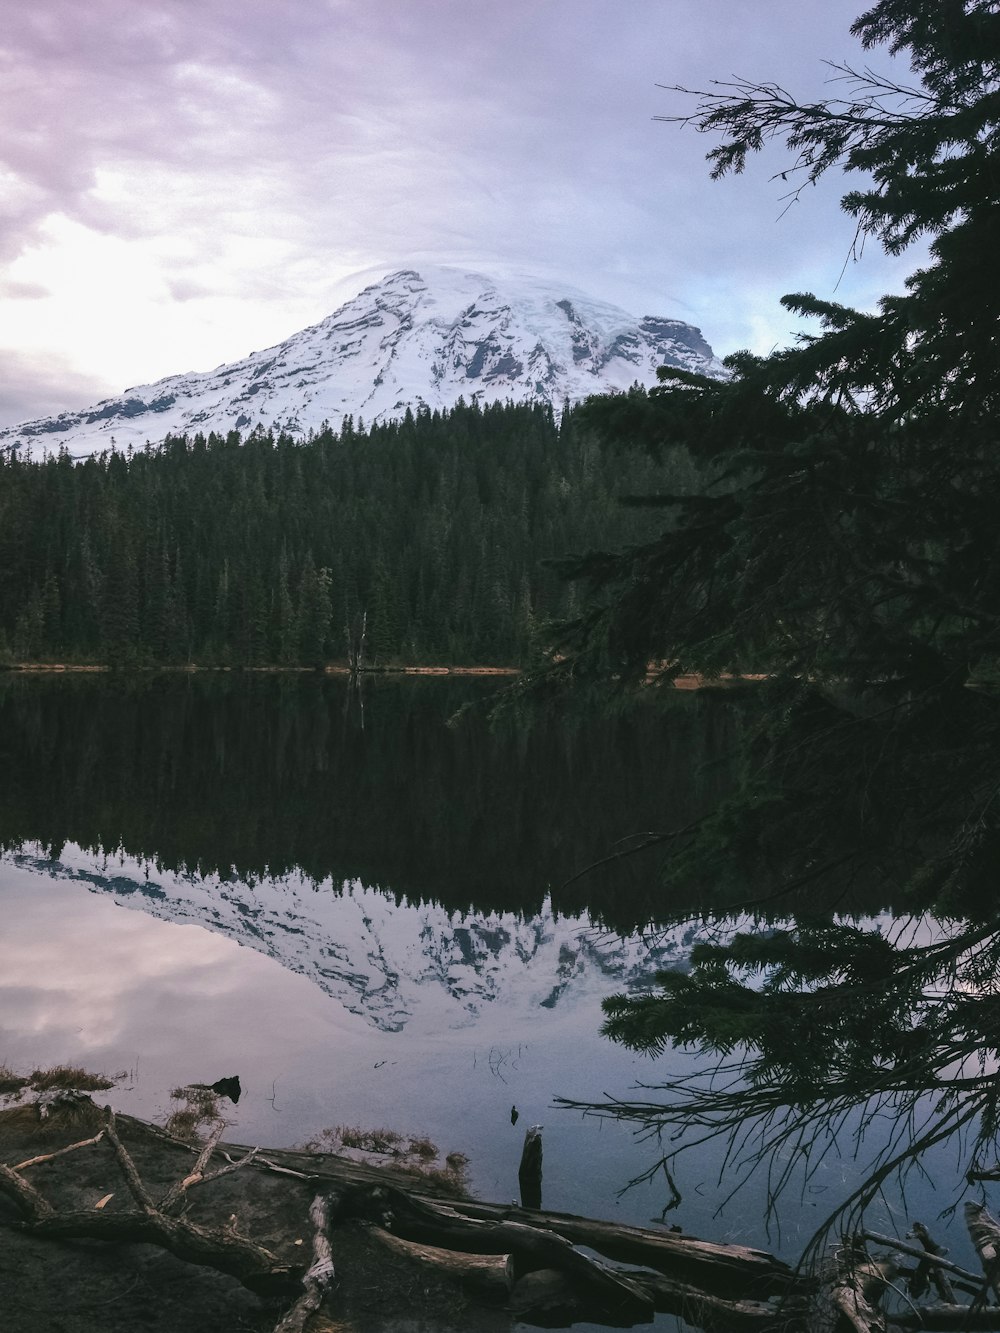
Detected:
[{"left": 0, "top": 398, "right": 697, "bottom": 669}]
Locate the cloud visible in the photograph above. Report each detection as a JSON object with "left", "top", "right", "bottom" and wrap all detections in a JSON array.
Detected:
[
  {"left": 0, "top": 1, "right": 921, "bottom": 425},
  {"left": 0, "top": 347, "right": 116, "bottom": 425},
  {"left": 0, "top": 278, "right": 48, "bottom": 299}
]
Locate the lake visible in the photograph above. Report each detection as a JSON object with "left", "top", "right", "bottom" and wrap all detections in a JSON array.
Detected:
[{"left": 0, "top": 672, "right": 982, "bottom": 1318}]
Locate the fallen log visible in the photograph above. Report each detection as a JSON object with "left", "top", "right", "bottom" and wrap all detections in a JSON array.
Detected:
[
  {"left": 506, "top": 1262, "right": 797, "bottom": 1333},
  {"left": 360, "top": 1204, "right": 792, "bottom": 1330},
  {"left": 218, "top": 1136, "right": 800, "bottom": 1298},
  {"left": 355, "top": 1184, "right": 656, "bottom": 1324},
  {"left": 419, "top": 1195, "right": 795, "bottom": 1299},
  {"left": 9, "top": 1096, "right": 1000, "bottom": 1333},
  {"left": 363, "top": 1223, "right": 512, "bottom": 1303},
  {"left": 887, "top": 1306, "right": 1000, "bottom": 1330},
  {"left": 341, "top": 1181, "right": 822, "bottom": 1331}
]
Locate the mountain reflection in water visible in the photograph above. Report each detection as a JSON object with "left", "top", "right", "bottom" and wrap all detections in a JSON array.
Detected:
[
  {"left": 0, "top": 673, "right": 966, "bottom": 1263},
  {"left": 0, "top": 674, "right": 739, "bottom": 1235}
]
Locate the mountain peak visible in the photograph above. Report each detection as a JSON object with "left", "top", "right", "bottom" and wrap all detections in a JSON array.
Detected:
[{"left": 1, "top": 267, "right": 726, "bottom": 459}]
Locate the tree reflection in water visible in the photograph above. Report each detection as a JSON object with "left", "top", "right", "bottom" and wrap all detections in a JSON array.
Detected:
[
  {"left": 564, "top": 913, "right": 1000, "bottom": 1256},
  {"left": 555, "top": 681, "right": 1000, "bottom": 1256}
]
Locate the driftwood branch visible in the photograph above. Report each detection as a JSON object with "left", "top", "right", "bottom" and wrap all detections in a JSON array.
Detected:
[
  {"left": 159, "top": 1119, "right": 230, "bottom": 1213},
  {"left": 862, "top": 1230, "right": 981, "bottom": 1290},
  {"left": 222, "top": 1149, "right": 307, "bottom": 1179},
  {"left": 198, "top": 1150, "right": 260, "bottom": 1187},
  {"left": 909, "top": 1222, "right": 957, "bottom": 1304},
  {"left": 103, "top": 1107, "right": 157, "bottom": 1212},
  {"left": 0, "top": 1159, "right": 56, "bottom": 1221},
  {"left": 1, "top": 1182, "right": 294, "bottom": 1295},
  {"left": 272, "top": 1193, "right": 335, "bottom": 1333},
  {"left": 13, "top": 1130, "right": 106, "bottom": 1172},
  {"left": 810, "top": 1237, "right": 898, "bottom": 1333},
  {"left": 966, "top": 1202, "right": 1000, "bottom": 1302}
]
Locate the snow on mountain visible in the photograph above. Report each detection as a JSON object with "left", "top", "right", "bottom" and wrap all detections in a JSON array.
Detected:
[
  {"left": 0, "top": 267, "right": 726, "bottom": 460},
  {"left": 6, "top": 844, "right": 711, "bottom": 1034}
]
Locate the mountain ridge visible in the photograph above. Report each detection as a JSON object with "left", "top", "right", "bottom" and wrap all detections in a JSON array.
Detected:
[{"left": 1, "top": 266, "right": 726, "bottom": 459}]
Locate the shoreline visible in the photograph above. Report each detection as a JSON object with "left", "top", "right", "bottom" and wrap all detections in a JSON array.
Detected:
[
  {"left": 1, "top": 662, "right": 522, "bottom": 676},
  {"left": 0, "top": 663, "right": 763, "bottom": 689}
]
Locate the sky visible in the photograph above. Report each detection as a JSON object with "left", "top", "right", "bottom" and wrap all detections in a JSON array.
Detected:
[{"left": 0, "top": 1, "right": 922, "bottom": 429}]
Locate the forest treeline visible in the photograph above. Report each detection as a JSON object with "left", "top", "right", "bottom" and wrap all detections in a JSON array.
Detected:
[{"left": 0, "top": 397, "right": 697, "bottom": 668}]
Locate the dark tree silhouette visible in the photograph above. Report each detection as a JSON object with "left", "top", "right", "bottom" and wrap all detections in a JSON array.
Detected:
[{"left": 548, "top": 0, "right": 1000, "bottom": 1251}]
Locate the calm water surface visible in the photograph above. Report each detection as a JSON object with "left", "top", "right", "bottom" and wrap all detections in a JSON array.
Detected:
[{"left": 0, "top": 673, "right": 974, "bottom": 1297}]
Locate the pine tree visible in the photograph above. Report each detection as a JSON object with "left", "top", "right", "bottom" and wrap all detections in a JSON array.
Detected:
[
  {"left": 101, "top": 528, "right": 140, "bottom": 668},
  {"left": 368, "top": 555, "right": 402, "bottom": 665},
  {"left": 13, "top": 585, "right": 44, "bottom": 661},
  {"left": 273, "top": 546, "right": 298, "bottom": 666},
  {"left": 41, "top": 571, "right": 61, "bottom": 657},
  {"left": 549, "top": 0, "right": 1000, "bottom": 1240},
  {"left": 298, "top": 558, "right": 333, "bottom": 669}
]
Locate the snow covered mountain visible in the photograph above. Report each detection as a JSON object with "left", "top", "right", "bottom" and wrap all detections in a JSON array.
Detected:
[
  {"left": 1, "top": 267, "right": 726, "bottom": 459},
  {"left": 7, "top": 844, "right": 710, "bottom": 1033}
]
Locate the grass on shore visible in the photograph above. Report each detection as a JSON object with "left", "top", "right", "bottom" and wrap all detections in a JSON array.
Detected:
[
  {"left": 0, "top": 1064, "right": 118, "bottom": 1097},
  {"left": 301, "top": 1123, "right": 471, "bottom": 1197}
]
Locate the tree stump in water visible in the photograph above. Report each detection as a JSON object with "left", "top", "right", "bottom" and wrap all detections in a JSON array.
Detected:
[{"left": 517, "top": 1124, "right": 542, "bottom": 1210}]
